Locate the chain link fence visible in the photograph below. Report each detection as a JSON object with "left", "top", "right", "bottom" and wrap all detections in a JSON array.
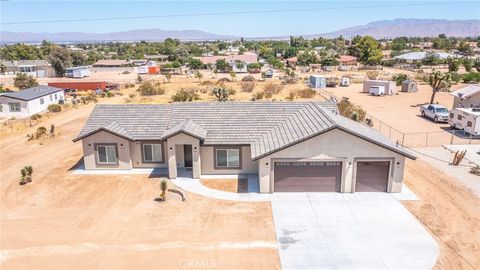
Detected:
[{"left": 365, "top": 114, "right": 479, "bottom": 147}]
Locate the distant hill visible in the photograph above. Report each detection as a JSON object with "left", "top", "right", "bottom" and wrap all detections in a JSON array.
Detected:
[
  {"left": 0, "top": 29, "right": 238, "bottom": 43},
  {"left": 316, "top": 19, "right": 480, "bottom": 38},
  {"left": 1, "top": 19, "right": 479, "bottom": 43}
]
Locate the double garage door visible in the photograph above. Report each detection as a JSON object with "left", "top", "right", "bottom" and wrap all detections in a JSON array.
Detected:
[{"left": 273, "top": 161, "right": 390, "bottom": 192}]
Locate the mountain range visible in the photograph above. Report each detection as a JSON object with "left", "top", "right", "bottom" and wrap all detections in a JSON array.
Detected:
[{"left": 1, "top": 19, "right": 479, "bottom": 43}]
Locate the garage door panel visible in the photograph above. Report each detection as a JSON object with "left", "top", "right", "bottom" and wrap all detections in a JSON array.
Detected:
[
  {"left": 274, "top": 162, "right": 342, "bottom": 192},
  {"left": 355, "top": 161, "right": 389, "bottom": 192}
]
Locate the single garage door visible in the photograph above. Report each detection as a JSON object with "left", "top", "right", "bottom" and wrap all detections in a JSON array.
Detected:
[
  {"left": 355, "top": 161, "right": 390, "bottom": 192},
  {"left": 274, "top": 161, "right": 342, "bottom": 192}
]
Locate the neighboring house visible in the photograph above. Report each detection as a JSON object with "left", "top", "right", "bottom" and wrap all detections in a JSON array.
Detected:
[
  {"left": 66, "top": 66, "right": 90, "bottom": 78},
  {"left": 0, "top": 60, "right": 55, "bottom": 77},
  {"left": 450, "top": 85, "right": 480, "bottom": 108},
  {"left": 92, "top": 60, "right": 132, "bottom": 68},
  {"left": 73, "top": 102, "right": 415, "bottom": 193},
  {"left": 196, "top": 53, "right": 258, "bottom": 73},
  {"left": 0, "top": 86, "right": 65, "bottom": 118},
  {"left": 393, "top": 51, "right": 453, "bottom": 64},
  {"left": 339, "top": 55, "right": 358, "bottom": 66}
]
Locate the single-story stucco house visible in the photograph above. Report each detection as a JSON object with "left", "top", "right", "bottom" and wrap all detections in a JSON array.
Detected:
[
  {"left": 450, "top": 84, "right": 480, "bottom": 109},
  {"left": 0, "top": 86, "right": 65, "bottom": 118},
  {"left": 73, "top": 102, "right": 416, "bottom": 193}
]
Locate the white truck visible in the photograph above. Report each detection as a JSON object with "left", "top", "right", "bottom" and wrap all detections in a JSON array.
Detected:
[
  {"left": 449, "top": 107, "right": 480, "bottom": 136},
  {"left": 420, "top": 104, "right": 449, "bottom": 123}
]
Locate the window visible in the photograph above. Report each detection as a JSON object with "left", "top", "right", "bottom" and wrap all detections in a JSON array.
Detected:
[
  {"left": 143, "top": 143, "right": 162, "bottom": 162},
  {"left": 50, "top": 95, "right": 53, "bottom": 101},
  {"left": 96, "top": 145, "right": 117, "bottom": 164},
  {"left": 467, "top": 121, "right": 473, "bottom": 127},
  {"left": 9, "top": 103, "right": 21, "bottom": 112},
  {"left": 457, "top": 115, "right": 463, "bottom": 120},
  {"left": 450, "top": 113, "right": 454, "bottom": 118},
  {"left": 215, "top": 148, "right": 240, "bottom": 168},
  {"left": 40, "top": 98, "right": 44, "bottom": 105},
  {"left": 54, "top": 93, "right": 58, "bottom": 100}
]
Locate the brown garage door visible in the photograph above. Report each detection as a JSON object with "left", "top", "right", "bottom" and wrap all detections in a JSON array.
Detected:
[
  {"left": 274, "top": 161, "right": 342, "bottom": 192},
  {"left": 355, "top": 161, "right": 390, "bottom": 192}
]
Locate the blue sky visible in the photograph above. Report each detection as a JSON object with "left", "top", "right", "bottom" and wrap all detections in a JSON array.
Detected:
[{"left": 1, "top": 1, "right": 479, "bottom": 36}]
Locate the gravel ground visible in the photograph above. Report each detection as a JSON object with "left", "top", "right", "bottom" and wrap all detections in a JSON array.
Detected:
[{"left": 411, "top": 146, "right": 480, "bottom": 197}]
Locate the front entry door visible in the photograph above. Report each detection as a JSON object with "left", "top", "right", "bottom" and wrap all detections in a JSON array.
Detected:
[{"left": 184, "top": 145, "right": 193, "bottom": 167}]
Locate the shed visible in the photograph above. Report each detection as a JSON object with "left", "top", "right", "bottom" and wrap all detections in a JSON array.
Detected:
[
  {"left": 66, "top": 66, "right": 90, "bottom": 78},
  {"left": 310, "top": 75, "right": 326, "bottom": 89},
  {"left": 401, "top": 80, "right": 417, "bottom": 93},
  {"left": 363, "top": 80, "right": 396, "bottom": 95}
]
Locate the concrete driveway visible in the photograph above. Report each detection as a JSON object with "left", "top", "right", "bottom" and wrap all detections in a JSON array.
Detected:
[{"left": 271, "top": 192, "right": 438, "bottom": 270}]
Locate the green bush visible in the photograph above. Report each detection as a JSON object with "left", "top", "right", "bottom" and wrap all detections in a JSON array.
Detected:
[
  {"left": 171, "top": 88, "right": 200, "bottom": 102},
  {"left": 137, "top": 82, "right": 165, "bottom": 96},
  {"left": 393, "top": 74, "right": 408, "bottom": 86},
  {"left": 47, "top": 104, "right": 62, "bottom": 113},
  {"left": 30, "top": 114, "right": 42, "bottom": 120},
  {"left": 462, "top": 72, "right": 480, "bottom": 83}
]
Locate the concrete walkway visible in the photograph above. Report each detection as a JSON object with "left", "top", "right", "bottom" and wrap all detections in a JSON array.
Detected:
[
  {"left": 172, "top": 177, "right": 271, "bottom": 202},
  {"left": 271, "top": 193, "right": 438, "bottom": 270}
]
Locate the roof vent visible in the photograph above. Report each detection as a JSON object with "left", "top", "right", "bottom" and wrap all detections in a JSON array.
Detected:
[{"left": 472, "top": 106, "right": 480, "bottom": 112}]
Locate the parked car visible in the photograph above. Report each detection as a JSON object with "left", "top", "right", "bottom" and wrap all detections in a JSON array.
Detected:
[{"left": 420, "top": 104, "right": 449, "bottom": 123}]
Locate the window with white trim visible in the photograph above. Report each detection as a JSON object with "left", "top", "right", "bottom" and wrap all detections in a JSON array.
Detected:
[
  {"left": 216, "top": 148, "right": 240, "bottom": 168},
  {"left": 9, "top": 103, "right": 21, "bottom": 112},
  {"left": 143, "top": 143, "right": 162, "bottom": 162},
  {"left": 96, "top": 145, "right": 117, "bottom": 164},
  {"left": 40, "top": 98, "right": 44, "bottom": 105}
]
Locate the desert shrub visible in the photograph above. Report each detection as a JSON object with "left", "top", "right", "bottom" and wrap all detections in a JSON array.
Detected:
[
  {"left": 470, "top": 165, "right": 480, "bottom": 176},
  {"left": 392, "top": 74, "right": 408, "bottom": 86},
  {"left": 217, "top": 78, "right": 232, "bottom": 84},
  {"left": 252, "top": 91, "right": 265, "bottom": 100},
  {"left": 263, "top": 83, "right": 283, "bottom": 98},
  {"left": 128, "top": 93, "right": 136, "bottom": 99},
  {"left": 123, "top": 83, "right": 135, "bottom": 89},
  {"left": 212, "top": 87, "right": 230, "bottom": 102},
  {"left": 171, "top": 89, "right": 200, "bottom": 102},
  {"left": 47, "top": 104, "right": 62, "bottom": 113},
  {"left": 450, "top": 72, "right": 462, "bottom": 83},
  {"left": 137, "top": 82, "right": 165, "bottom": 96},
  {"left": 295, "top": 88, "right": 316, "bottom": 99},
  {"left": 285, "top": 92, "right": 295, "bottom": 101},
  {"left": 30, "top": 114, "right": 42, "bottom": 120},
  {"left": 35, "top": 126, "right": 47, "bottom": 139},
  {"left": 199, "top": 80, "right": 214, "bottom": 86},
  {"left": 242, "top": 75, "right": 255, "bottom": 82},
  {"left": 240, "top": 81, "right": 255, "bottom": 92},
  {"left": 106, "top": 91, "right": 114, "bottom": 97},
  {"left": 462, "top": 72, "right": 480, "bottom": 83},
  {"left": 19, "top": 165, "right": 33, "bottom": 185},
  {"left": 366, "top": 71, "right": 380, "bottom": 80},
  {"left": 337, "top": 98, "right": 366, "bottom": 122},
  {"left": 227, "top": 88, "right": 236, "bottom": 96}
]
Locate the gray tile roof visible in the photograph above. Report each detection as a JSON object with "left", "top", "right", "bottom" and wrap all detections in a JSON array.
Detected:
[
  {"left": 2, "top": 85, "right": 63, "bottom": 101},
  {"left": 74, "top": 101, "right": 415, "bottom": 160}
]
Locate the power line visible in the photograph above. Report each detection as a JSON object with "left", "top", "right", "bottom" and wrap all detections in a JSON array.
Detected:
[{"left": 1, "top": 2, "right": 477, "bottom": 25}]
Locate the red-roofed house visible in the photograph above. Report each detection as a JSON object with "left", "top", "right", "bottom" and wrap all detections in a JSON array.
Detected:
[{"left": 339, "top": 55, "right": 358, "bottom": 66}]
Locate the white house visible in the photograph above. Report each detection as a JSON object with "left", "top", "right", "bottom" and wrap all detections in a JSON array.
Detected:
[
  {"left": 0, "top": 86, "right": 65, "bottom": 118},
  {"left": 66, "top": 66, "right": 90, "bottom": 78}
]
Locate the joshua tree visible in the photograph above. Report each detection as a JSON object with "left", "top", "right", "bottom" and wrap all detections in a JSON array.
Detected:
[
  {"left": 164, "top": 73, "right": 172, "bottom": 83},
  {"left": 160, "top": 179, "right": 168, "bottom": 201},
  {"left": 428, "top": 70, "right": 451, "bottom": 104},
  {"left": 212, "top": 87, "right": 229, "bottom": 102},
  {"left": 19, "top": 166, "right": 33, "bottom": 185}
]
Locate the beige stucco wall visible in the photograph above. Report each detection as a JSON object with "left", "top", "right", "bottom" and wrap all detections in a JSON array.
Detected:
[
  {"left": 81, "top": 130, "right": 132, "bottom": 169},
  {"left": 258, "top": 128, "right": 406, "bottom": 193},
  {"left": 200, "top": 145, "right": 258, "bottom": 175},
  {"left": 166, "top": 133, "right": 201, "bottom": 179},
  {"left": 453, "top": 95, "right": 480, "bottom": 108},
  {"left": 130, "top": 141, "right": 168, "bottom": 168}
]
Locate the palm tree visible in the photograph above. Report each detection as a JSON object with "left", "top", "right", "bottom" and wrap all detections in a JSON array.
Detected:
[{"left": 428, "top": 70, "right": 451, "bottom": 104}]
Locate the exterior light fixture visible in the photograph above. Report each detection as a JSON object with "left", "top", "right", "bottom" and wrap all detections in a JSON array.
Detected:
[
  {"left": 396, "top": 162, "right": 400, "bottom": 168},
  {"left": 88, "top": 144, "right": 91, "bottom": 149}
]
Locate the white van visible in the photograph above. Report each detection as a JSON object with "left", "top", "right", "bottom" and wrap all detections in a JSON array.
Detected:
[{"left": 449, "top": 107, "right": 480, "bottom": 136}]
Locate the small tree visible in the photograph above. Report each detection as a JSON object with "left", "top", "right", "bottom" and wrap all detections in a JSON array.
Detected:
[
  {"left": 229, "top": 71, "right": 236, "bottom": 81},
  {"left": 164, "top": 73, "right": 172, "bottom": 83},
  {"left": 462, "top": 58, "right": 473, "bottom": 72},
  {"left": 194, "top": 70, "right": 203, "bottom": 82},
  {"left": 393, "top": 74, "right": 408, "bottom": 86},
  {"left": 422, "top": 52, "right": 440, "bottom": 66},
  {"left": 428, "top": 70, "right": 451, "bottom": 104},
  {"left": 160, "top": 178, "right": 168, "bottom": 201},
  {"left": 13, "top": 73, "right": 39, "bottom": 89},
  {"left": 447, "top": 57, "right": 459, "bottom": 72},
  {"left": 215, "top": 59, "right": 229, "bottom": 72},
  {"left": 19, "top": 166, "right": 33, "bottom": 185},
  {"left": 212, "top": 87, "right": 229, "bottom": 102}
]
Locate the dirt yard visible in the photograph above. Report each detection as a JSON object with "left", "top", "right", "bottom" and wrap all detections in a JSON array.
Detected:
[
  {"left": 201, "top": 179, "right": 248, "bottom": 193},
  {"left": 0, "top": 104, "right": 279, "bottom": 270},
  {"left": 403, "top": 159, "right": 480, "bottom": 270}
]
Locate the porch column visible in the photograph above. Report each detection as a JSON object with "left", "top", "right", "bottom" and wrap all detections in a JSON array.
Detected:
[
  {"left": 167, "top": 140, "right": 177, "bottom": 179},
  {"left": 192, "top": 140, "right": 201, "bottom": 179}
]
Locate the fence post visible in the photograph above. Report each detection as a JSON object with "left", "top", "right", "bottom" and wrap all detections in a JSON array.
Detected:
[
  {"left": 425, "top": 132, "right": 429, "bottom": 147},
  {"left": 450, "top": 132, "right": 454, "bottom": 145}
]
